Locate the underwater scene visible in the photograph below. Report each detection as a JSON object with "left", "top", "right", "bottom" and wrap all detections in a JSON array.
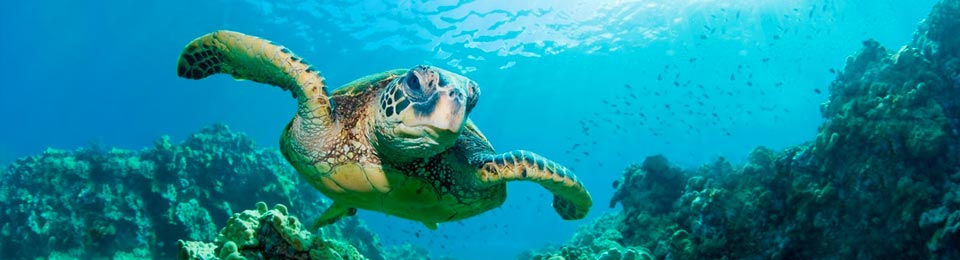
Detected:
[{"left": 2, "top": 0, "right": 960, "bottom": 259}]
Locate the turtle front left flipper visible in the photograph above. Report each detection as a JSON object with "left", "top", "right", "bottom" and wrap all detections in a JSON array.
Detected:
[
  {"left": 311, "top": 202, "right": 357, "bottom": 230},
  {"left": 176, "top": 30, "right": 333, "bottom": 124},
  {"left": 476, "top": 150, "right": 592, "bottom": 219}
]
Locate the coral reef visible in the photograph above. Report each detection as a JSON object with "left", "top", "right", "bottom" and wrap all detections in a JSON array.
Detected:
[
  {"left": 525, "top": 213, "right": 654, "bottom": 260},
  {"left": 177, "top": 202, "right": 366, "bottom": 260},
  {"left": 4, "top": 0, "right": 958, "bottom": 259},
  {"left": 531, "top": 0, "right": 960, "bottom": 259},
  {"left": 0, "top": 124, "right": 391, "bottom": 259}
]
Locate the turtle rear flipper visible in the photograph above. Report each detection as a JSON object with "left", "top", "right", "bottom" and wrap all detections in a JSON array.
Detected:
[
  {"left": 311, "top": 202, "right": 357, "bottom": 230},
  {"left": 477, "top": 150, "right": 592, "bottom": 220},
  {"left": 177, "top": 30, "right": 332, "bottom": 123}
]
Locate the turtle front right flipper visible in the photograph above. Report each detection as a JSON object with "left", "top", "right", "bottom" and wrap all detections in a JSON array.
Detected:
[
  {"left": 311, "top": 202, "right": 357, "bottom": 230},
  {"left": 176, "top": 30, "right": 332, "bottom": 123},
  {"left": 476, "top": 150, "right": 592, "bottom": 220}
]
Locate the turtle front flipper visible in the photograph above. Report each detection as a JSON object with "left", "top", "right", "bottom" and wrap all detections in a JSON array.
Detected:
[
  {"left": 476, "top": 150, "right": 592, "bottom": 220},
  {"left": 176, "top": 30, "right": 332, "bottom": 123}
]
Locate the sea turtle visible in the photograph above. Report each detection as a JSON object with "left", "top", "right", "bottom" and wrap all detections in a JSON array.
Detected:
[{"left": 175, "top": 30, "right": 592, "bottom": 229}]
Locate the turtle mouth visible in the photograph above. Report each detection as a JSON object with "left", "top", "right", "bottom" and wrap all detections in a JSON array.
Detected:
[{"left": 394, "top": 123, "right": 447, "bottom": 145}]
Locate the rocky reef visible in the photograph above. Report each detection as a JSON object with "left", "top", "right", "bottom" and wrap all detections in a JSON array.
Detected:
[
  {"left": 0, "top": 124, "right": 417, "bottom": 259},
  {"left": 530, "top": 0, "right": 960, "bottom": 259}
]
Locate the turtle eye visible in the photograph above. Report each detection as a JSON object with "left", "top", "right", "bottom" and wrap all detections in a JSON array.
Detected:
[
  {"left": 405, "top": 74, "right": 421, "bottom": 92},
  {"left": 402, "top": 68, "right": 435, "bottom": 102}
]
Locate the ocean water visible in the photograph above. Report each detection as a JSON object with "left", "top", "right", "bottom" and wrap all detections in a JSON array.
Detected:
[{"left": 0, "top": 0, "right": 947, "bottom": 259}]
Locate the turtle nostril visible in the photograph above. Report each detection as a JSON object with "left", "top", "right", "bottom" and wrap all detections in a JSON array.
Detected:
[{"left": 448, "top": 89, "right": 466, "bottom": 102}]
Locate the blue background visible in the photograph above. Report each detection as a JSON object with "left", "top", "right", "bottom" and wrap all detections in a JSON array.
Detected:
[{"left": 0, "top": 0, "right": 940, "bottom": 259}]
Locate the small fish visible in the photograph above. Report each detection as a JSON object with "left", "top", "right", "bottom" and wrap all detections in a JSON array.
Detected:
[
  {"left": 814, "top": 88, "right": 822, "bottom": 94},
  {"left": 829, "top": 68, "right": 836, "bottom": 74}
]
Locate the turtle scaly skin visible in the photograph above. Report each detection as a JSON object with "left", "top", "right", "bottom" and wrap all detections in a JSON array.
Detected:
[{"left": 177, "top": 30, "right": 592, "bottom": 230}]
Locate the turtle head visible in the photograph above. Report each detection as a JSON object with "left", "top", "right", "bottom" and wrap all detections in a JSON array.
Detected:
[{"left": 373, "top": 65, "right": 480, "bottom": 161}]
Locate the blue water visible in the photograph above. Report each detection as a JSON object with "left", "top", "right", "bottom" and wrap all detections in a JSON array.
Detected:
[{"left": 0, "top": 0, "right": 940, "bottom": 259}]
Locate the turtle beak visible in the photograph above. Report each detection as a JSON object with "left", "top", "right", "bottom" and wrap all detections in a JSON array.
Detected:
[{"left": 420, "top": 87, "right": 467, "bottom": 136}]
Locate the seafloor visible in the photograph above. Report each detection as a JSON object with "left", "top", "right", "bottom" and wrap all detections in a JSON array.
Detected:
[{"left": 2, "top": 0, "right": 959, "bottom": 259}]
